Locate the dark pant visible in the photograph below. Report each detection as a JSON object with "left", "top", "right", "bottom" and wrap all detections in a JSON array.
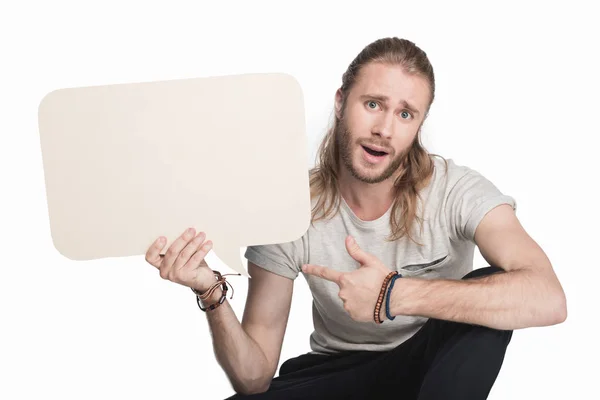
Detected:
[{"left": 227, "top": 266, "right": 513, "bottom": 400}]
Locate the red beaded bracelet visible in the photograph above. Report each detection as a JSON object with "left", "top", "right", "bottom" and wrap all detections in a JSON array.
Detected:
[{"left": 374, "top": 271, "right": 398, "bottom": 324}]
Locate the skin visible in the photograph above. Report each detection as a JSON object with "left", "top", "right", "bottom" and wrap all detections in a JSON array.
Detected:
[
  {"left": 298, "top": 62, "right": 434, "bottom": 322},
  {"left": 146, "top": 228, "right": 215, "bottom": 292},
  {"left": 145, "top": 61, "right": 567, "bottom": 396},
  {"left": 334, "top": 62, "right": 431, "bottom": 221},
  {"left": 303, "top": 63, "right": 567, "bottom": 330},
  {"left": 146, "top": 228, "right": 293, "bottom": 395}
]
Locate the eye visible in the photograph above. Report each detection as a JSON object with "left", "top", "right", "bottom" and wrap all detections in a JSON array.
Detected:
[
  {"left": 400, "top": 110, "right": 413, "bottom": 120},
  {"left": 366, "top": 100, "right": 379, "bottom": 110}
]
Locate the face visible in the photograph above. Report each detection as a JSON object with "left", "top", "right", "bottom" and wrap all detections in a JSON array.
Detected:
[{"left": 335, "top": 62, "right": 431, "bottom": 184}]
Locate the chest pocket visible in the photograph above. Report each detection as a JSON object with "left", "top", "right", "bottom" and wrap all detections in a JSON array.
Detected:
[{"left": 398, "top": 254, "right": 450, "bottom": 277}]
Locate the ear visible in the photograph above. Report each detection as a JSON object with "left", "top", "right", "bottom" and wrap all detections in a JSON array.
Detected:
[{"left": 334, "top": 88, "right": 344, "bottom": 119}]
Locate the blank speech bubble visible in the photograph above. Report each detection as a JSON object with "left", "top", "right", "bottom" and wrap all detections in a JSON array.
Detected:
[{"left": 37, "top": 72, "right": 312, "bottom": 277}]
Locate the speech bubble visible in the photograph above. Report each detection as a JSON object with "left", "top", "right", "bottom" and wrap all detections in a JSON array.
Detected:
[{"left": 37, "top": 72, "right": 312, "bottom": 277}]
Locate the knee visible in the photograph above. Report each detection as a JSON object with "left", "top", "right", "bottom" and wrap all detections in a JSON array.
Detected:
[
  {"left": 470, "top": 324, "right": 513, "bottom": 347},
  {"left": 430, "top": 317, "right": 514, "bottom": 351},
  {"left": 418, "top": 325, "right": 513, "bottom": 399},
  {"left": 437, "top": 323, "right": 513, "bottom": 365}
]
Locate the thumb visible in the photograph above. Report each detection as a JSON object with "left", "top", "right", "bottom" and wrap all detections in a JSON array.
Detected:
[{"left": 345, "top": 236, "right": 370, "bottom": 265}]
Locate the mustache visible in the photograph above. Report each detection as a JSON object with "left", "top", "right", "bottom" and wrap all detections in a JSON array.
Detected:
[{"left": 360, "top": 141, "right": 393, "bottom": 153}]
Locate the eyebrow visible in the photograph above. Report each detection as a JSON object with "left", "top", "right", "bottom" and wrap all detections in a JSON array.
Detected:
[{"left": 359, "top": 94, "right": 421, "bottom": 116}]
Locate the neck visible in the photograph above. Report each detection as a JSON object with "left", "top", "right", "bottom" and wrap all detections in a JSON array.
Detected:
[{"left": 337, "top": 166, "right": 399, "bottom": 221}]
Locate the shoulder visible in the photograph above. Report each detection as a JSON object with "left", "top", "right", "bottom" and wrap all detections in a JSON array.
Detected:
[
  {"left": 430, "top": 156, "right": 477, "bottom": 191},
  {"left": 417, "top": 156, "right": 474, "bottom": 208},
  {"left": 430, "top": 157, "right": 517, "bottom": 242}
]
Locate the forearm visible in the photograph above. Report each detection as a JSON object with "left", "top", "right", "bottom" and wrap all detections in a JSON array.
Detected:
[
  {"left": 388, "top": 267, "right": 566, "bottom": 330},
  {"left": 201, "top": 290, "right": 272, "bottom": 395}
]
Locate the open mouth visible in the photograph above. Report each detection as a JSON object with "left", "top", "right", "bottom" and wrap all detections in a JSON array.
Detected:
[{"left": 361, "top": 145, "right": 388, "bottom": 157}]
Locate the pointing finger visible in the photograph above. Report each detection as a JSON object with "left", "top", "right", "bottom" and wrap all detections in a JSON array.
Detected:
[{"left": 302, "top": 264, "right": 343, "bottom": 284}]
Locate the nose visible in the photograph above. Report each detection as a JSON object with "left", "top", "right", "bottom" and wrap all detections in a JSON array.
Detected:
[{"left": 372, "top": 111, "right": 394, "bottom": 139}]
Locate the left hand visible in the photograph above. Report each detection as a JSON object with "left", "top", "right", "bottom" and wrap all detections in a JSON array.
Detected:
[{"left": 302, "top": 235, "right": 393, "bottom": 323}]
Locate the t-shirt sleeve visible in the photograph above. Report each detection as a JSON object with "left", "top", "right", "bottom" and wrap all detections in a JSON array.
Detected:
[
  {"left": 243, "top": 236, "right": 306, "bottom": 280},
  {"left": 445, "top": 170, "right": 517, "bottom": 243}
]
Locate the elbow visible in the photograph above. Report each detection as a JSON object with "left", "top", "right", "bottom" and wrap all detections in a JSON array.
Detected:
[
  {"left": 547, "top": 289, "right": 567, "bottom": 326},
  {"left": 234, "top": 376, "right": 271, "bottom": 396},
  {"left": 240, "top": 383, "right": 270, "bottom": 396},
  {"left": 554, "top": 292, "right": 568, "bottom": 324}
]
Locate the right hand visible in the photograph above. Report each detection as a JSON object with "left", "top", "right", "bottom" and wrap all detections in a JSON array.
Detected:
[{"left": 145, "top": 227, "right": 216, "bottom": 293}]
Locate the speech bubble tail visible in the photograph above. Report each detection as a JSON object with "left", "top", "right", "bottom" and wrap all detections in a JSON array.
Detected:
[
  {"left": 236, "top": 260, "right": 251, "bottom": 279},
  {"left": 239, "top": 247, "right": 253, "bottom": 279}
]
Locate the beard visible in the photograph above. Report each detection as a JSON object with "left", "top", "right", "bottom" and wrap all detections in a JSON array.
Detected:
[{"left": 335, "top": 116, "right": 410, "bottom": 184}]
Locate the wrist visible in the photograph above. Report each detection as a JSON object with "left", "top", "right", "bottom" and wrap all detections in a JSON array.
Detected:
[
  {"left": 191, "top": 270, "right": 240, "bottom": 312},
  {"left": 384, "top": 273, "right": 403, "bottom": 321},
  {"left": 199, "top": 285, "right": 224, "bottom": 306},
  {"left": 193, "top": 269, "right": 219, "bottom": 293},
  {"left": 191, "top": 270, "right": 229, "bottom": 312},
  {"left": 375, "top": 271, "right": 398, "bottom": 324},
  {"left": 380, "top": 291, "right": 389, "bottom": 321}
]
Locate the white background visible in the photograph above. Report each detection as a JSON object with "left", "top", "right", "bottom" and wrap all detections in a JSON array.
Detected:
[{"left": 1, "top": 1, "right": 598, "bottom": 399}]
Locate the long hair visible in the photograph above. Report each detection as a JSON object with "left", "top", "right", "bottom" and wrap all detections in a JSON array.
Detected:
[{"left": 309, "top": 37, "right": 448, "bottom": 245}]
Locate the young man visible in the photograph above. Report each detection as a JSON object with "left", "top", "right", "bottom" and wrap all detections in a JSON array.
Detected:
[{"left": 146, "top": 37, "right": 567, "bottom": 399}]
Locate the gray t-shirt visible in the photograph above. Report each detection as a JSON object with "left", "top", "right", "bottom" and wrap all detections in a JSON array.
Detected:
[{"left": 244, "top": 157, "right": 517, "bottom": 355}]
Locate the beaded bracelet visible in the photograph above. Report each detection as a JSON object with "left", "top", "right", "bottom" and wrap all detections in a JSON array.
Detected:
[
  {"left": 374, "top": 271, "right": 398, "bottom": 324},
  {"left": 385, "top": 273, "right": 402, "bottom": 321}
]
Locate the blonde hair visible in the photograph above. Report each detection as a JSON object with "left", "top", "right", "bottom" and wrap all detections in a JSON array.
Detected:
[{"left": 309, "top": 37, "right": 447, "bottom": 245}]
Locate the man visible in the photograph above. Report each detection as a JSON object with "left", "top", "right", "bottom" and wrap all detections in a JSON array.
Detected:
[{"left": 146, "top": 37, "right": 567, "bottom": 399}]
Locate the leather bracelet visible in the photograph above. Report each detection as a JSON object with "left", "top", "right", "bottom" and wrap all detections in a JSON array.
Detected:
[
  {"left": 374, "top": 271, "right": 398, "bottom": 324},
  {"left": 196, "top": 282, "right": 228, "bottom": 311},
  {"left": 190, "top": 270, "right": 240, "bottom": 312},
  {"left": 194, "top": 271, "right": 225, "bottom": 301}
]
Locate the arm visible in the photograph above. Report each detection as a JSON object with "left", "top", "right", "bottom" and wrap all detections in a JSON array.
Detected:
[
  {"left": 203, "top": 261, "right": 293, "bottom": 395},
  {"left": 388, "top": 204, "right": 568, "bottom": 330}
]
